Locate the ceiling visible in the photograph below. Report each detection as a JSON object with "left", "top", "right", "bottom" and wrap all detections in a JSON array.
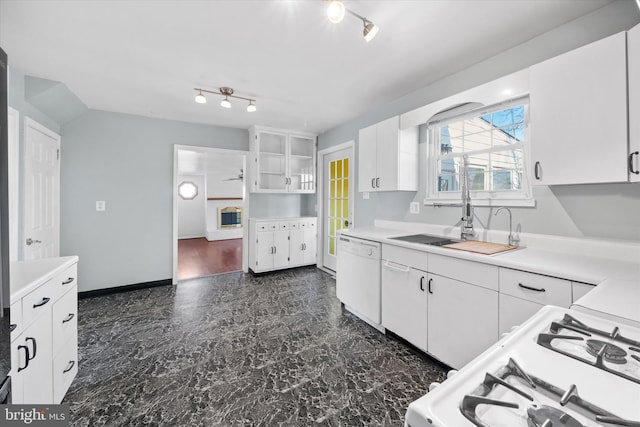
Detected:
[{"left": 0, "top": 0, "right": 616, "bottom": 134}]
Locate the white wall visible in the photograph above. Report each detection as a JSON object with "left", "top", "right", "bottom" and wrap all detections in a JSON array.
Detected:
[{"left": 178, "top": 175, "right": 206, "bottom": 239}]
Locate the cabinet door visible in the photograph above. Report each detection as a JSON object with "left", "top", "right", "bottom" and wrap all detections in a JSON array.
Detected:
[
  {"left": 427, "top": 275, "right": 498, "bottom": 369},
  {"left": 255, "top": 231, "right": 275, "bottom": 271},
  {"left": 381, "top": 263, "right": 427, "bottom": 351},
  {"left": 17, "top": 311, "right": 54, "bottom": 404},
  {"left": 375, "top": 116, "right": 400, "bottom": 191},
  {"left": 289, "top": 136, "right": 316, "bottom": 192},
  {"left": 629, "top": 23, "right": 640, "bottom": 182},
  {"left": 358, "top": 124, "right": 378, "bottom": 192},
  {"left": 499, "top": 293, "right": 543, "bottom": 336},
  {"left": 530, "top": 32, "right": 628, "bottom": 185},
  {"left": 273, "top": 230, "right": 290, "bottom": 269},
  {"left": 289, "top": 229, "right": 304, "bottom": 266},
  {"left": 302, "top": 228, "right": 317, "bottom": 265},
  {"left": 256, "top": 131, "right": 288, "bottom": 192}
]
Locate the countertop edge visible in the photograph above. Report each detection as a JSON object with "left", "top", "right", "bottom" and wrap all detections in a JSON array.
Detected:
[{"left": 10, "top": 256, "right": 79, "bottom": 303}]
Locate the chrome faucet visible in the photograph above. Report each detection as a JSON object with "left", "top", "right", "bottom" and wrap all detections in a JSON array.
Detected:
[
  {"left": 494, "top": 207, "right": 520, "bottom": 247},
  {"left": 460, "top": 155, "right": 474, "bottom": 240}
]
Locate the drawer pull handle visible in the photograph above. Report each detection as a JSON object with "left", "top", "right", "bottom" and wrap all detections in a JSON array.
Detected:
[
  {"left": 62, "top": 277, "right": 75, "bottom": 285},
  {"left": 63, "top": 361, "right": 76, "bottom": 373},
  {"left": 17, "top": 345, "right": 30, "bottom": 372},
  {"left": 420, "top": 276, "right": 425, "bottom": 292},
  {"left": 518, "top": 283, "right": 546, "bottom": 293},
  {"left": 33, "top": 297, "right": 51, "bottom": 308},
  {"left": 25, "top": 337, "right": 37, "bottom": 360},
  {"left": 62, "top": 313, "right": 75, "bottom": 323},
  {"left": 10, "top": 324, "right": 17, "bottom": 333}
]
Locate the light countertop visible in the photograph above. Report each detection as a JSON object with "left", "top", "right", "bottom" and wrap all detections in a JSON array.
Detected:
[
  {"left": 10, "top": 256, "right": 79, "bottom": 303},
  {"left": 339, "top": 226, "right": 640, "bottom": 285}
]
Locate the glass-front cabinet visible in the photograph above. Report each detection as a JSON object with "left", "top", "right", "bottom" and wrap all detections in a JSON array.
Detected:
[{"left": 250, "top": 126, "right": 316, "bottom": 193}]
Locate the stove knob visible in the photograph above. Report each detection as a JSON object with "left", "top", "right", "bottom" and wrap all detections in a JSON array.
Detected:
[
  {"left": 447, "top": 370, "right": 458, "bottom": 379},
  {"left": 428, "top": 382, "right": 441, "bottom": 392}
]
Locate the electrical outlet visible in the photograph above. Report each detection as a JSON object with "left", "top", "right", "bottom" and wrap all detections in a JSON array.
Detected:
[
  {"left": 410, "top": 201, "right": 420, "bottom": 214},
  {"left": 363, "top": 192, "right": 370, "bottom": 200},
  {"left": 96, "top": 201, "right": 106, "bottom": 212}
]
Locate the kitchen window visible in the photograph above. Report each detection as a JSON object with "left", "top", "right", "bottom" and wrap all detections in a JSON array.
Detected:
[{"left": 424, "top": 97, "right": 534, "bottom": 206}]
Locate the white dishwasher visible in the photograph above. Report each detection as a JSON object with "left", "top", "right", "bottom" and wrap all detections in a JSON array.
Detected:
[{"left": 336, "top": 235, "right": 382, "bottom": 329}]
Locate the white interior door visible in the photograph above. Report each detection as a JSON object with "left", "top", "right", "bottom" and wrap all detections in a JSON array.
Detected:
[
  {"left": 23, "top": 118, "right": 60, "bottom": 260},
  {"left": 322, "top": 146, "right": 354, "bottom": 271},
  {"left": 8, "top": 107, "right": 20, "bottom": 261}
]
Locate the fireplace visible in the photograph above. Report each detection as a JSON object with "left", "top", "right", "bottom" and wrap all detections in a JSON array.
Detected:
[{"left": 218, "top": 206, "right": 242, "bottom": 229}]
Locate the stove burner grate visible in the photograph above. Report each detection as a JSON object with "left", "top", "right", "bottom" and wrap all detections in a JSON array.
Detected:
[
  {"left": 585, "top": 339, "right": 627, "bottom": 364},
  {"left": 459, "top": 358, "right": 640, "bottom": 427}
]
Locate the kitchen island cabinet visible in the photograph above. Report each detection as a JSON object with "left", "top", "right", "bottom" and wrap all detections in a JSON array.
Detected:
[{"left": 10, "top": 256, "right": 78, "bottom": 404}]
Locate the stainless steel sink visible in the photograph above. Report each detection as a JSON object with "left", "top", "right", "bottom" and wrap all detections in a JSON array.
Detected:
[{"left": 389, "top": 234, "right": 461, "bottom": 247}]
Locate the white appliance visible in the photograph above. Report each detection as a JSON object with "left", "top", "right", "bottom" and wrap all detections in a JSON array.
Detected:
[
  {"left": 336, "top": 235, "right": 382, "bottom": 329},
  {"left": 405, "top": 304, "right": 640, "bottom": 427}
]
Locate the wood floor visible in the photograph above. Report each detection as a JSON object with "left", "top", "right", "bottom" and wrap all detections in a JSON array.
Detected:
[{"left": 178, "top": 238, "right": 242, "bottom": 280}]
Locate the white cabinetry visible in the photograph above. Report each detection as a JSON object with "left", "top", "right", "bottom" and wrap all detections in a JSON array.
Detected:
[
  {"left": 249, "top": 218, "right": 317, "bottom": 273},
  {"left": 381, "top": 245, "right": 428, "bottom": 351},
  {"left": 249, "top": 126, "right": 316, "bottom": 193},
  {"left": 381, "top": 245, "right": 498, "bottom": 369},
  {"left": 628, "top": 23, "right": 640, "bottom": 182},
  {"left": 10, "top": 259, "right": 78, "bottom": 404},
  {"left": 498, "top": 268, "right": 572, "bottom": 335},
  {"left": 530, "top": 31, "right": 629, "bottom": 185},
  {"left": 358, "top": 116, "right": 418, "bottom": 192}
]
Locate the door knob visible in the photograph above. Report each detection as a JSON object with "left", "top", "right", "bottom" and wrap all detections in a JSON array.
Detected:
[{"left": 26, "top": 238, "right": 42, "bottom": 246}]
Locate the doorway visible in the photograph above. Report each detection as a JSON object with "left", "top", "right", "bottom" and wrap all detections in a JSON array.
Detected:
[
  {"left": 317, "top": 141, "right": 354, "bottom": 272},
  {"left": 172, "top": 145, "right": 248, "bottom": 283}
]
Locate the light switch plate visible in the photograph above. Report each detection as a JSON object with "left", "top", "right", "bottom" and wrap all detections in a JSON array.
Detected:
[
  {"left": 410, "top": 201, "right": 420, "bottom": 214},
  {"left": 96, "top": 201, "right": 106, "bottom": 211},
  {"left": 363, "top": 192, "right": 370, "bottom": 200}
]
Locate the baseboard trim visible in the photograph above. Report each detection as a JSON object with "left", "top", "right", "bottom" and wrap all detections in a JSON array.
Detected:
[{"left": 78, "top": 279, "right": 172, "bottom": 299}]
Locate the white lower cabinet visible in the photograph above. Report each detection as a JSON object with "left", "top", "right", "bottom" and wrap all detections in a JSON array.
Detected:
[
  {"left": 427, "top": 274, "right": 498, "bottom": 369},
  {"left": 381, "top": 261, "right": 428, "bottom": 351},
  {"left": 10, "top": 258, "right": 78, "bottom": 404},
  {"left": 12, "top": 311, "right": 53, "bottom": 404},
  {"left": 250, "top": 217, "right": 317, "bottom": 273},
  {"left": 499, "top": 293, "right": 544, "bottom": 336}
]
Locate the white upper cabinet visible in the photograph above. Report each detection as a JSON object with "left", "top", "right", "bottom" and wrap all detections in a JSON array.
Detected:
[
  {"left": 358, "top": 116, "right": 418, "bottom": 192},
  {"left": 629, "top": 23, "right": 640, "bottom": 182},
  {"left": 249, "top": 126, "right": 316, "bottom": 193},
  {"left": 530, "top": 31, "right": 628, "bottom": 185}
]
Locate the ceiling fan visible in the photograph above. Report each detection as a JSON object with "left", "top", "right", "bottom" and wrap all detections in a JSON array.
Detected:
[{"left": 222, "top": 169, "right": 243, "bottom": 182}]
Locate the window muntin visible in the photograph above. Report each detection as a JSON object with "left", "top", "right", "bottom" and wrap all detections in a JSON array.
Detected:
[{"left": 425, "top": 98, "right": 532, "bottom": 205}]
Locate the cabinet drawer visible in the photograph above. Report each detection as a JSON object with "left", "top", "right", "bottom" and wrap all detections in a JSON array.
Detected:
[
  {"left": 301, "top": 219, "right": 316, "bottom": 228},
  {"left": 290, "top": 221, "right": 299, "bottom": 230},
  {"left": 382, "top": 244, "right": 428, "bottom": 270},
  {"left": 499, "top": 268, "right": 571, "bottom": 306},
  {"left": 429, "top": 254, "right": 498, "bottom": 291},
  {"left": 255, "top": 222, "right": 269, "bottom": 232},
  {"left": 10, "top": 300, "right": 23, "bottom": 339},
  {"left": 22, "top": 279, "right": 57, "bottom": 329},
  {"left": 53, "top": 337, "right": 78, "bottom": 404},
  {"left": 53, "top": 263, "right": 77, "bottom": 297},
  {"left": 53, "top": 285, "right": 78, "bottom": 356}
]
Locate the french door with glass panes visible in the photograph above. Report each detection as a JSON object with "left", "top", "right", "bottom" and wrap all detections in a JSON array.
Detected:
[{"left": 323, "top": 146, "right": 353, "bottom": 271}]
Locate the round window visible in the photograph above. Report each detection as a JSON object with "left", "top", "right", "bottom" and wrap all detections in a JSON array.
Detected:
[{"left": 178, "top": 181, "right": 199, "bottom": 200}]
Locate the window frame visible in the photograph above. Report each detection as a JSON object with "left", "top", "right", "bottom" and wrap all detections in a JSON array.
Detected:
[{"left": 423, "top": 96, "right": 535, "bottom": 207}]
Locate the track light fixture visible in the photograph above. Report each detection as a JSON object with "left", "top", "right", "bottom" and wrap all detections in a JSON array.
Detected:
[
  {"left": 326, "top": 1, "right": 379, "bottom": 42},
  {"left": 193, "top": 86, "right": 257, "bottom": 112}
]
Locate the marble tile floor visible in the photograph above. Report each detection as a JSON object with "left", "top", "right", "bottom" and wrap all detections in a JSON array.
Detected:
[{"left": 65, "top": 267, "right": 448, "bottom": 426}]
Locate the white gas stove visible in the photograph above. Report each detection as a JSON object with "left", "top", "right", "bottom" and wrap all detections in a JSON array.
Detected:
[{"left": 405, "top": 305, "right": 640, "bottom": 427}]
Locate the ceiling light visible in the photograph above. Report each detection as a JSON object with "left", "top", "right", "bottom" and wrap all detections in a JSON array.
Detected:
[
  {"left": 334, "top": 5, "right": 380, "bottom": 43},
  {"left": 363, "top": 20, "right": 379, "bottom": 43},
  {"left": 327, "top": 0, "right": 345, "bottom": 23},
  {"left": 194, "top": 90, "right": 207, "bottom": 104},
  {"left": 193, "top": 86, "right": 256, "bottom": 112}
]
